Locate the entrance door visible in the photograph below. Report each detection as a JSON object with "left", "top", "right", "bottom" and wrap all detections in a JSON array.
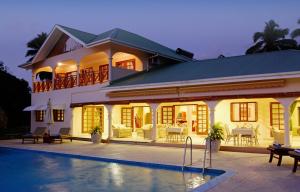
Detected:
[{"left": 197, "top": 105, "right": 208, "bottom": 135}]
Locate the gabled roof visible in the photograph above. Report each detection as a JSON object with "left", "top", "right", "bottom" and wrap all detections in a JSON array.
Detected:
[
  {"left": 57, "top": 25, "right": 97, "bottom": 44},
  {"left": 109, "top": 50, "right": 300, "bottom": 87},
  {"left": 89, "top": 28, "right": 189, "bottom": 61},
  {"left": 22, "top": 25, "right": 191, "bottom": 67}
]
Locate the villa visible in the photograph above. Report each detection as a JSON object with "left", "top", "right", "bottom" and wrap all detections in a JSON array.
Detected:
[{"left": 19, "top": 24, "right": 300, "bottom": 149}]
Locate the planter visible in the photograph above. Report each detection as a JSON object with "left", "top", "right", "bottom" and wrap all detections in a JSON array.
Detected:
[
  {"left": 206, "top": 139, "right": 221, "bottom": 153},
  {"left": 91, "top": 133, "right": 101, "bottom": 144}
]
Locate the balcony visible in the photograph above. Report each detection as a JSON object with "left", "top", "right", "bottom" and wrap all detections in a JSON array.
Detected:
[
  {"left": 32, "top": 65, "right": 109, "bottom": 93},
  {"left": 33, "top": 80, "right": 52, "bottom": 93}
]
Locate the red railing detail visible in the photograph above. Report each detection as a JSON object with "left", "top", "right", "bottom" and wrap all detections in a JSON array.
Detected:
[
  {"left": 79, "top": 64, "right": 108, "bottom": 86},
  {"left": 33, "top": 65, "right": 109, "bottom": 92},
  {"left": 33, "top": 80, "right": 52, "bottom": 93},
  {"left": 54, "top": 71, "right": 77, "bottom": 90}
]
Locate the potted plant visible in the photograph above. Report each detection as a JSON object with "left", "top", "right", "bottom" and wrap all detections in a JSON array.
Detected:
[
  {"left": 206, "top": 123, "right": 224, "bottom": 153},
  {"left": 90, "top": 126, "right": 102, "bottom": 144}
]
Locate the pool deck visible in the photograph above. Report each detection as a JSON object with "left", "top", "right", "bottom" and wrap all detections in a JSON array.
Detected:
[{"left": 0, "top": 139, "right": 299, "bottom": 192}]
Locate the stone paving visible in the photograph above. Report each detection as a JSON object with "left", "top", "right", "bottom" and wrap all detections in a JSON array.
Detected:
[{"left": 0, "top": 140, "right": 299, "bottom": 192}]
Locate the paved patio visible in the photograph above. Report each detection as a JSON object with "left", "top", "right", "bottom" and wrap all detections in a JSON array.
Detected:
[{"left": 0, "top": 139, "right": 299, "bottom": 192}]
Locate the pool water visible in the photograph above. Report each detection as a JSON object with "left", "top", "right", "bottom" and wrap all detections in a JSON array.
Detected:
[{"left": 0, "top": 147, "right": 224, "bottom": 192}]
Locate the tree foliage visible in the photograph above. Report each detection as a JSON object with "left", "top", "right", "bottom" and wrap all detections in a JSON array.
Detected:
[
  {"left": 25, "top": 32, "right": 48, "bottom": 62},
  {"left": 246, "top": 20, "right": 298, "bottom": 54},
  {"left": 0, "top": 62, "right": 31, "bottom": 136},
  {"left": 291, "top": 19, "right": 300, "bottom": 39}
]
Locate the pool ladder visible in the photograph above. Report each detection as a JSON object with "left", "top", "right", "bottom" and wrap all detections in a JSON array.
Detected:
[
  {"left": 182, "top": 137, "right": 213, "bottom": 173},
  {"left": 182, "top": 136, "right": 193, "bottom": 171},
  {"left": 202, "top": 138, "right": 212, "bottom": 174}
]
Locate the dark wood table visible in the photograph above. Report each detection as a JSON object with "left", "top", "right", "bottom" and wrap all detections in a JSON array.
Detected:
[
  {"left": 288, "top": 151, "right": 300, "bottom": 172},
  {"left": 267, "top": 145, "right": 294, "bottom": 166}
]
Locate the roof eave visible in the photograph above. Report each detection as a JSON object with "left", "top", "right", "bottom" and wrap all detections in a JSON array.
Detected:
[
  {"left": 18, "top": 62, "right": 32, "bottom": 69},
  {"left": 103, "top": 70, "right": 300, "bottom": 92}
]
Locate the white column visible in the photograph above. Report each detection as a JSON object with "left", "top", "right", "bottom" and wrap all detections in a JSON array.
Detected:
[
  {"left": 52, "top": 66, "right": 56, "bottom": 90},
  {"left": 206, "top": 100, "right": 219, "bottom": 131},
  {"left": 150, "top": 103, "right": 159, "bottom": 141},
  {"left": 105, "top": 105, "right": 113, "bottom": 141},
  {"left": 107, "top": 49, "right": 113, "bottom": 83},
  {"left": 277, "top": 97, "right": 296, "bottom": 147},
  {"left": 76, "top": 63, "right": 80, "bottom": 86}
]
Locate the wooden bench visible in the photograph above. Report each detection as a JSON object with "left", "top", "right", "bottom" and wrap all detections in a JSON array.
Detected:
[
  {"left": 267, "top": 145, "right": 294, "bottom": 166},
  {"left": 288, "top": 151, "right": 300, "bottom": 172}
]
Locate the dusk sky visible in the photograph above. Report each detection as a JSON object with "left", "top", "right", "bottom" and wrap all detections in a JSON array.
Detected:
[{"left": 0, "top": 0, "right": 299, "bottom": 83}]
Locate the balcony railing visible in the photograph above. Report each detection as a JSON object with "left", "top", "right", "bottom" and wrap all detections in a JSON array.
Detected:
[
  {"left": 54, "top": 72, "right": 77, "bottom": 90},
  {"left": 33, "top": 80, "right": 52, "bottom": 93},
  {"left": 32, "top": 65, "right": 109, "bottom": 93},
  {"left": 79, "top": 65, "right": 108, "bottom": 86}
]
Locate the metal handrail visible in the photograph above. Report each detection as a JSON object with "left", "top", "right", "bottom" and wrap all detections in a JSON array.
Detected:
[
  {"left": 182, "top": 136, "right": 192, "bottom": 171},
  {"left": 202, "top": 138, "right": 212, "bottom": 174}
]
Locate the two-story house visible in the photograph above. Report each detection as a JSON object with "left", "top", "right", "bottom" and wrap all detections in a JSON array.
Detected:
[{"left": 20, "top": 25, "right": 300, "bottom": 149}]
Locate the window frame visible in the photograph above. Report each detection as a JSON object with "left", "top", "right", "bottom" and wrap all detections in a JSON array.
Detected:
[
  {"left": 53, "top": 109, "right": 64, "bottom": 122},
  {"left": 161, "top": 106, "right": 174, "bottom": 125},
  {"left": 230, "top": 102, "right": 258, "bottom": 122},
  {"left": 35, "top": 110, "right": 45, "bottom": 122},
  {"left": 270, "top": 102, "right": 284, "bottom": 130},
  {"left": 115, "top": 59, "right": 136, "bottom": 70},
  {"left": 197, "top": 105, "right": 208, "bottom": 135},
  {"left": 82, "top": 106, "right": 104, "bottom": 134},
  {"left": 121, "top": 107, "right": 134, "bottom": 128}
]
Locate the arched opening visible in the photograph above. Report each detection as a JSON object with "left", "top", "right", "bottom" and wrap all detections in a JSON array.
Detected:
[
  {"left": 54, "top": 59, "right": 78, "bottom": 89},
  {"left": 32, "top": 66, "right": 53, "bottom": 93},
  {"left": 215, "top": 98, "right": 283, "bottom": 147},
  {"left": 79, "top": 52, "right": 109, "bottom": 85},
  {"left": 111, "top": 103, "right": 151, "bottom": 141},
  {"left": 155, "top": 101, "right": 208, "bottom": 144},
  {"left": 112, "top": 52, "right": 143, "bottom": 71}
]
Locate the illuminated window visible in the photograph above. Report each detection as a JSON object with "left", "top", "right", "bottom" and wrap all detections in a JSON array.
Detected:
[
  {"left": 270, "top": 102, "right": 284, "bottom": 130},
  {"left": 53, "top": 109, "right": 64, "bottom": 122},
  {"left": 197, "top": 105, "right": 208, "bottom": 134},
  {"left": 35, "top": 110, "right": 45, "bottom": 122},
  {"left": 231, "top": 102, "right": 257, "bottom": 122},
  {"left": 161, "top": 106, "right": 174, "bottom": 124},
  {"left": 121, "top": 108, "right": 133, "bottom": 127},
  {"left": 116, "top": 59, "right": 135, "bottom": 70},
  {"left": 82, "top": 106, "right": 104, "bottom": 133}
]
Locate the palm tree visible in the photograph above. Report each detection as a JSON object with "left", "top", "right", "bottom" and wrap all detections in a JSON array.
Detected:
[
  {"left": 246, "top": 20, "right": 297, "bottom": 54},
  {"left": 25, "top": 32, "right": 48, "bottom": 62},
  {"left": 291, "top": 19, "right": 300, "bottom": 39}
]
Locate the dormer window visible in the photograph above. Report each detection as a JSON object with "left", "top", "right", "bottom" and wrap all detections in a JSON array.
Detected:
[{"left": 116, "top": 59, "right": 136, "bottom": 70}]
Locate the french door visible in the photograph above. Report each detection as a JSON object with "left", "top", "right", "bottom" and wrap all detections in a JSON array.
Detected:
[{"left": 197, "top": 105, "right": 208, "bottom": 135}]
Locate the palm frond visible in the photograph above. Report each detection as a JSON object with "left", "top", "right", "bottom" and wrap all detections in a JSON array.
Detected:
[
  {"left": 253, "top": 32, "right": 263, "bottom": 42},
  {"left": 25, "top": 32, "right": 48, "bottom": 60},
  {"left": 245, "top": 41, "right": 264, "bottom": 54},
  {"left": 291, "top": 29, "right": 300, "bottom": 39},
  {"left": 25, "top": 49, "right": 38, "bottom": 57}
]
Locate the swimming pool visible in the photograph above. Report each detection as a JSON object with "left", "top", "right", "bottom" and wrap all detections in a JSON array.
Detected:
[{"left": 0, "top": 147, "right": 228, "bottom": 192}]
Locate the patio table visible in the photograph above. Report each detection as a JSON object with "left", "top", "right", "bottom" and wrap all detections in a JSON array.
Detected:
[{"left": 232, "top": 128, "right": 254, "bottom": 145}]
